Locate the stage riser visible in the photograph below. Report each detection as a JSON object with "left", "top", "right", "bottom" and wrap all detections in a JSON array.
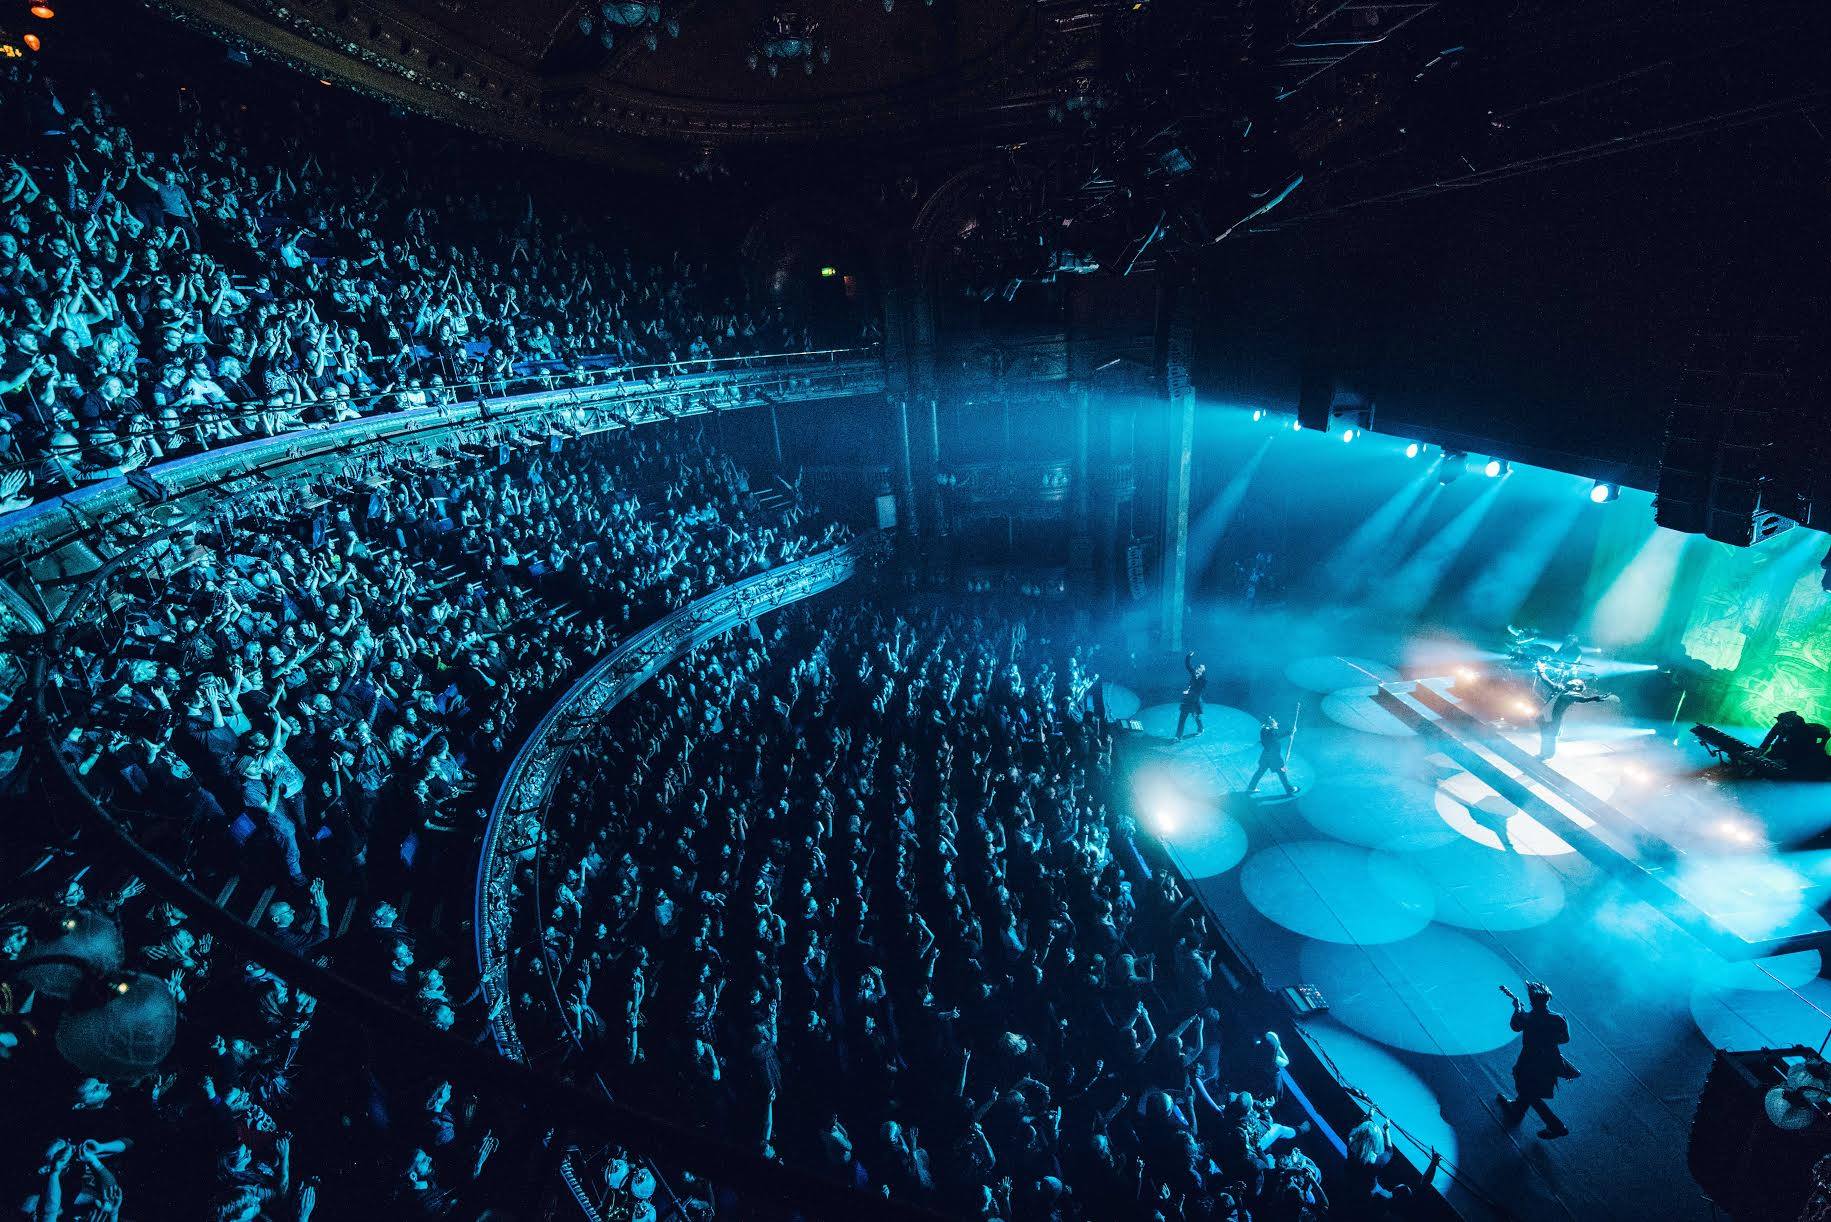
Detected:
[{"left": 1370, "top": 685, "right": 1831, "bottom": 961}]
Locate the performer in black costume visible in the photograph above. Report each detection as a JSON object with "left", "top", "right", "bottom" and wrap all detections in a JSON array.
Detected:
[
  {"left": 1175, "top": 651, "right": 1207, "bottom": 741},
  {"left": 1496, "top": 981, "right": 1573, "bottom": 1139},
  {"left": 1536, "top": 677, "right": 1615, "bottom": 760},
  {"left": 1760, "top": 710, "right": 1831, "bottom": 777},
  {"left": 1246, "top": 715, "right": 1299, "bottom": 796}
]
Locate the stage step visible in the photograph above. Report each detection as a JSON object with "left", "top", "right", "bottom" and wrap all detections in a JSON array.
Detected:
[{"left": 1372, "top": 683, "right": 1831, "bottom": 961}]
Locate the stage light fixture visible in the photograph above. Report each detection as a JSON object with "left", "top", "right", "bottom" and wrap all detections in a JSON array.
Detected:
[
  {"left": 819, "top": 265, "right": 837, "bottom": 278},
  {"left": 1439, "top": 450, "right": 1467, "bottom": 484},
  {"left": 1404, "top": 442, "right": 1422, "bottom": 459},
  {"left": 1341, "top": 428, "right": 1357, "bottom": 443},
  {"left": 1512, "top": 700, "right": 1535, "bottom": 716},
  {"left": 1589, "top": 481, "right": 1619, "bottom": 503},
  {"left": 1456, "top": 667, "right": 1477, "bottom": 682},
  {"left": 23, "top": 31, "right": 39, "bottom": 50},
  {"left": 1483, "top": 458, "right": 1510, "bottom": 478},
  {"left": 1251, "top": 409, "right": 1266, "bottom": 422},
  {"left": 1290, "top": 419, "right": 1302, "bottom": 432},
  {"left": 31, "top": 3, "right": 55, "bottom": 18}
]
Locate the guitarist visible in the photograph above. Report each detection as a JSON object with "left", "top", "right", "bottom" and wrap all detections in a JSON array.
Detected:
[
  {"left": 1536, "top": 677, "right": 1616, "bottom": 761},
  {"left": 1496, "top": 981, "right": 1573, "bottom": 1139}
]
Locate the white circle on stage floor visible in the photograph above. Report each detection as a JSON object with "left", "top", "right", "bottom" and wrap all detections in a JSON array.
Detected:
[
  {"left": 1298, "top": 772, "right": 1463, "bottom": 853},
  {"left": 1103, "top": 682, "right": 1142, "bottom": 721},
  {"left": 1300, "top": 1023, "right": 1460, "bottom": 1183},
  {"left": 1135, "top": 701, "right": 1262, "bottom": 750},
  {"left": 1694, "top": 949, "right": 1823, "bottom": 994},
  {"left": 1401, "top": 838, "right": 1567, "bottom": 931},
  {"left": 1321, "top": 685, "right": 1416, "bottom": 736},
  {"left": 1240, "top": 841, "right": 1436, "bottom": 944},
  {"left": 1299, "top": 927, "right": 1524, "bottom": 1055},
  {"left": 1153, "top": 745, "right": 1319, "bottom": 805},
  {"left": 1433, "top": 771, "right": 1575, "bottom": 857},
  {"left": 1690, "top": 974, "right": 1831, "bottom": 1053},
  {"left": 1161, "top": 809, "right": 1251, "bottom": 880},
  {"left": 1536, "top": 748, "right": 1624, "bottom": 803},
  {"left": 1284, "top": 654, "right": 1399, "bottom": 694}
]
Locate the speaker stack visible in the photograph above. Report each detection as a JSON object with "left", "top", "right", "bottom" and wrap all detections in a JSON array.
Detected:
[{"left": 1654, "top": 326, "right": 1814, "bottom": 547}]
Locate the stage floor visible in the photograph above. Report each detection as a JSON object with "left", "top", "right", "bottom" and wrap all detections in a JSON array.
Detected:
[{"left": 1117, "top": 599, "right": 1831, "bottom": 1222}]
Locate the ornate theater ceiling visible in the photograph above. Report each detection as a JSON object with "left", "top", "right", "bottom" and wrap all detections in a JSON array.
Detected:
[{"left": 150, "top": 0, "right": 1109, "bottom": 160}]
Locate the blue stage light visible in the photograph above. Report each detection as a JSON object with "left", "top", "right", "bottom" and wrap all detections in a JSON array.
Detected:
[
  {"left": 1483, "top": 458, "right": 1509, "bottom": 478},
  {"left": 1404, "top": 442, "right": 1422, "bottom": 458},
  {"left": 1589, "top": 481, "right": 1619, "bottom": 503},
  {"left": 1341, "top": 428, "right": 1357, "bottom": 443}
]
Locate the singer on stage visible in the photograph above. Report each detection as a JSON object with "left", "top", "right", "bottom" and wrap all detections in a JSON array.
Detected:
[
  {"left": 1175, "top": 651, "right": 1207, "bottom": 741},
  {"left": 1497, "top": 982, "right": 1573, "bottom": 1139}
]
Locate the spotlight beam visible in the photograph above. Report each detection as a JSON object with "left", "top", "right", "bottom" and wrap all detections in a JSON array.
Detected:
[
  {"left": 1318, "top": 468, "right": 1434, "bottom": 594},
  {"left": 1456, "top": 494, "right": 1585, "bottom": 627},
  {"left": 1379, "top": 482, "right": 1448, "bottom": 589},
  {"left": 1190, "top": 438, "right": 1272, "bottom": 584},
  {"left": 1377, "top": 479, "right": 1504, "bottom": 617},
  {"left": 1581, "top": 528, "right": 1688, "bottom": 647}
]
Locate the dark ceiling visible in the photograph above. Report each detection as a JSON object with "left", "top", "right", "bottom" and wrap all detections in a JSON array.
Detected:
[
  {"left": 604, "top": 1, "right": 1032, "bottom": 106},
  {"left": 147, "top": 0, "right": 1107, "bottom": 160}
]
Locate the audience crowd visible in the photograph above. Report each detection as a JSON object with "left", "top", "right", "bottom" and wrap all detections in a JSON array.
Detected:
[
  {"left": 6, "top": 423, "right": 848, "bottom": 1220},
  {"left": 0, "top": 52, "right": 841, "bottom": 512},
  {"left": 510, "top": 598, "right": 1386, "bottom": 1221},
  {"left": 0, "top": 24, "right": 1406, "bottom": 1222}
]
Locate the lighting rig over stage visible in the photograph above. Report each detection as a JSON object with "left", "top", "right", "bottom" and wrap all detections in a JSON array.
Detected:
[{"left": 1241, "top": 407, "right": 1650, "bottom": 511}]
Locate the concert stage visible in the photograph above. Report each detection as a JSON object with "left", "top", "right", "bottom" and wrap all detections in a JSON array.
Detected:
[{"left": 1120, "top": 603, "right": 1831, "bottom": 1222}]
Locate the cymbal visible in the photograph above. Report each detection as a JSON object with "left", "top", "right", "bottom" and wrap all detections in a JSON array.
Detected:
[{"left": 1765, "top": 1062, "right": 1831, "bottom": 1132}]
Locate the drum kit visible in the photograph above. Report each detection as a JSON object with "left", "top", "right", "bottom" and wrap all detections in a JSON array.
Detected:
[
  {"left": 1504, "top": 626, "right": 1596, "bottom": 699},
  {"left": 1765, "top": 1055, "right": 1831, "bottom": 1132}
]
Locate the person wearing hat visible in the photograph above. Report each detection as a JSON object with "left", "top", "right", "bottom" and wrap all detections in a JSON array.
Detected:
[
  {"left": 1497, "top": 981, "right": 1572, "bottom": 1138},
  {"left": 1246, "top": 714, "right": 1300, "bottom": 797}
]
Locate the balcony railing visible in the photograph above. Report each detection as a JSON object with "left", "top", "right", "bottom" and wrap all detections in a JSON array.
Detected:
[
  {"left": 474, "top": 532, "right": 882, "bottom": 1062},
  {"left": 0, "top": 347, "right": 884, "bottom": 631}
]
